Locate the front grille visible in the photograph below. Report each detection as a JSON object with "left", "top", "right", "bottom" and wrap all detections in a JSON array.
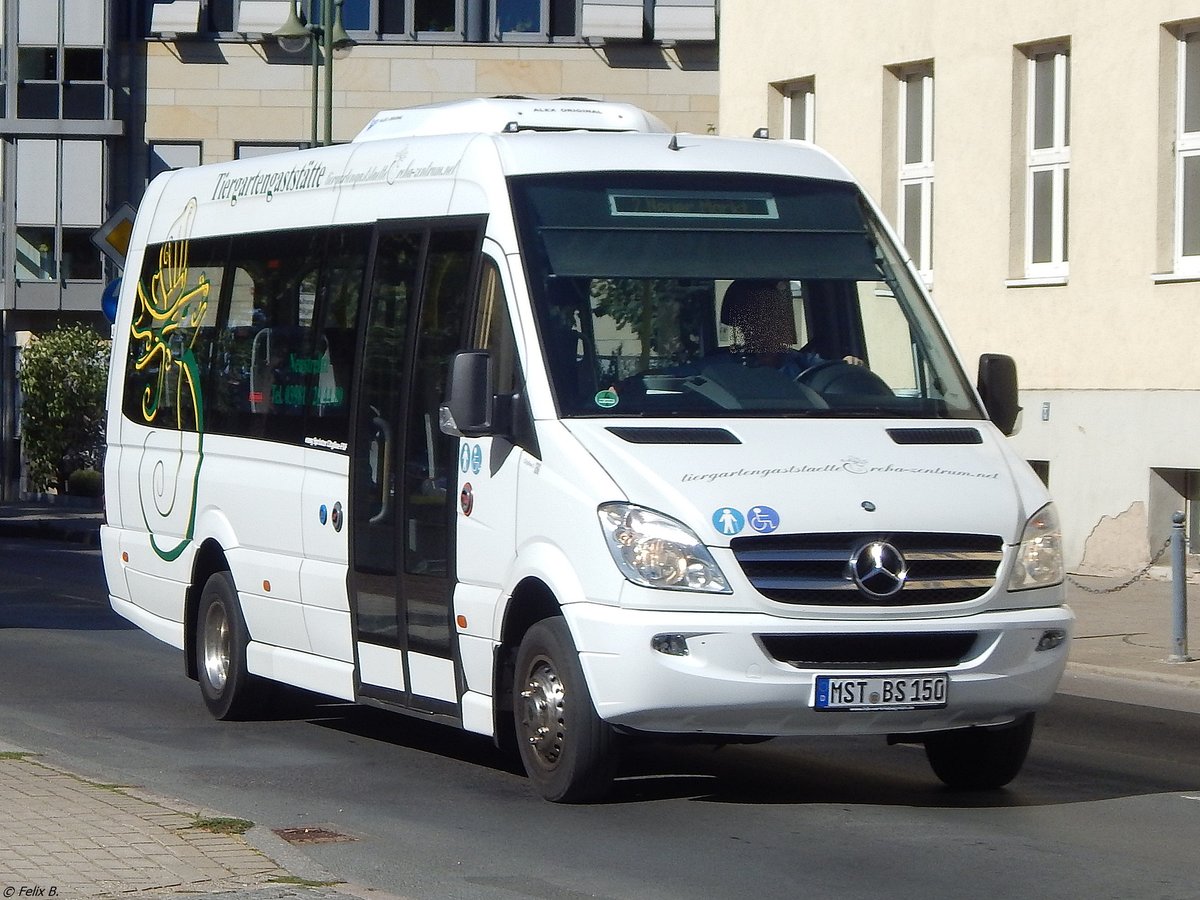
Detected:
[
  {"left": 758, "top": 632, "right": 980, "bottom": 669},
  {"left": 730, "top": 531, "right": 1004, "bottom": 606}
]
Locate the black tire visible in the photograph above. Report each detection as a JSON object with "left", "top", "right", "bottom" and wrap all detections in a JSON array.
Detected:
[
  {"left": 513, "top": 617, "right": 618, "bottom": 803},
  {"left": 924, "top": 713, "right": 1036, "bottom": 790},
  {"left": 195, "top": 571, "right": 269, "bottom": 721}
]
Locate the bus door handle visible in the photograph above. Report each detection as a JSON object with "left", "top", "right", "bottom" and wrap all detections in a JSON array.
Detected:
[{"left": 369, "top": 415, "right": 393, "bottom": 525}]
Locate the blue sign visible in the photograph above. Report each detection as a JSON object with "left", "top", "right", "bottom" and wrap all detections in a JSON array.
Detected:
[
  {"left": 712, "top": 507, "right": 745, "bottom": 536},
  {"left": 747, "top": 505, "right": 781, "bottom": 534},
  {"left": 101, "top": 278, "right": 121, "bottom": 323}
]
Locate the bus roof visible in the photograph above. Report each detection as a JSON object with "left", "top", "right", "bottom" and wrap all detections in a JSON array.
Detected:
[
  {"left": 354, "top": 97, "right": 672, "bottom": 141},
  {"left": 132, "top": 100, "right": 858, "bottom": 248}
]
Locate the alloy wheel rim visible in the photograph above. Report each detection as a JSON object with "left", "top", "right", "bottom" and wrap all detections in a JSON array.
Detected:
[
  {"left": 521, "top": 658, "right": 566, "bottom": 767},
  {"left": 202, "top": 602, "right": 231, "bottom": 693}
]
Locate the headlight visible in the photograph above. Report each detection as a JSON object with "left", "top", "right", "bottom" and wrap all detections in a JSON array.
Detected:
[
  {"left": 598, "top": 503, "right": 731, "bottom": 593},
  {"left": 1008, "top": 502, "right": 1064, "bottom": 591}
]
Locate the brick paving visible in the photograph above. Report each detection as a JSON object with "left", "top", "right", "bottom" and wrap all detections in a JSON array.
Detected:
[{"left": 0, "top": 753, "right": 294, "bottom": 899}]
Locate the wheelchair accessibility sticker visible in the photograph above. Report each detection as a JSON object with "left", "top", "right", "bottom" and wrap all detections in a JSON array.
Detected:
[
  {"left": 747, "top": 505, "right": 780, "bottom": 533},
  {"left": 459, "top": 442, "right": 483, "bottom": 476}
]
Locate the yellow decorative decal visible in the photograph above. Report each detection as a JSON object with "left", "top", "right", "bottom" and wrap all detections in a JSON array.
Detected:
[
  {"left": 130, "top": 199, "right": 208, "bottom": 562},
  {"left": 129, "top": 198, "right": 210, "bottom": 428}
]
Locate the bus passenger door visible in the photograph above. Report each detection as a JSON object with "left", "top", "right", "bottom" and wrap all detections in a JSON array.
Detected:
[{"left": 350, "top": 221, "right": 483, "bottom": 719}]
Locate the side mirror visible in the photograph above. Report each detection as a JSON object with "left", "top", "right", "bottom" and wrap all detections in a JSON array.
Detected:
[
  {"left": 440, "top": 350, "right": 493, "bottom": 438},
  {"left": 977, "top": 353, "right": 1021, "bottom": 436}
]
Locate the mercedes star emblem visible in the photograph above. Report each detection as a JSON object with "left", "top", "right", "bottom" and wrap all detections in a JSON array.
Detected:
[{"left": 850, "top": 541, "right": 908, "bottom": 598}]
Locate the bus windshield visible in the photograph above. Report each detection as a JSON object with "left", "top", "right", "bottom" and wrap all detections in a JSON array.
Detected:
[{"left": 510, "top": 172, "right": 982, "bottom": 420}]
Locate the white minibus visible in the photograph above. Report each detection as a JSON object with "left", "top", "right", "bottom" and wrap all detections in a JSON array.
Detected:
[{"left": 101, "top": 97, "right": 1071, "bottom": 802}]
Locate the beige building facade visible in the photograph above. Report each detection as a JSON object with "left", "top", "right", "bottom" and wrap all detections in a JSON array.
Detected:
[
  {"left": 0, "top": 0, "right": 718, "bottom": 499},
  {"left": 136, "top": 3, "right": 718, "bottom": 166},
  {"left": 721, "top": 1, "right": 1200, "bottom": 574}
]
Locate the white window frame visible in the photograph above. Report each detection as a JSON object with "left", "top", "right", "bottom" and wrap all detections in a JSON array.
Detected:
[
  {"left": 898, "top": 67, "right": 934, "bottom": 284},
  {"left": 784, "top": 80, "right": 815, "bottom": 143},
  {"left": 1175, "top": 29, "right": 1200, "bottom": 276},
  {"left": 1025, "top": 47, "right": 1070, "bottom": 280}
]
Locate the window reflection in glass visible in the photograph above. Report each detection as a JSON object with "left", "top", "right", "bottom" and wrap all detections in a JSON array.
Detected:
[{"left": 16, "top": 228, "right": 56, "bottom": 281}]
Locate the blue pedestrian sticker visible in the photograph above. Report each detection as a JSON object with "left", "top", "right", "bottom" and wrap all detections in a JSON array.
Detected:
[
  {"left": 459, "top": 443, "right": 472, "bottom": 474},
  {"left": 747, "top": 505, "right": 781, "bottom": 534},
  {"left": 713, "top": 507, "right": 745, "bottom": 536}
]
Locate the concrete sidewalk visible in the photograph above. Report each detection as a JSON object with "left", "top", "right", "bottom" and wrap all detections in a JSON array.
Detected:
[{"left": 1, "top": 502, "right": 1198, "bottom": 897}]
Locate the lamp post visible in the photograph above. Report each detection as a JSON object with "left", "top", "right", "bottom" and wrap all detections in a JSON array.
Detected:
[{"left": 273, "top": 0, "right": 354, "bottom": 146}]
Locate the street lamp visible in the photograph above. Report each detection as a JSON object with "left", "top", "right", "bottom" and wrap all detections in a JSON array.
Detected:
[{"left": 273, "top": 0, "right": 354, "bottom": 146}]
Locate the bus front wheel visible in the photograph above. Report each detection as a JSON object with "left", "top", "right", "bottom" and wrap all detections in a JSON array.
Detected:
[
  {"left": 513, "top": 617, "right": 618, "bottom": 803},
  {"left": 924, "top": 713, "right": 1035, "bottom": 790},
  {"left": 196, "top": 571, "right": 268, "bottom": 720}
]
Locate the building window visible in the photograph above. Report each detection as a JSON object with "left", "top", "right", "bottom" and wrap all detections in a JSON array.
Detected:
[
  {"left": 149, "top": 142, "right": 202, "bottom": 181},
  {"left": 198, "top": 0, "right": 609, "bottom": 43},
  {"left": 15, "top": 0, "right": 107, "bottom": 120},
  {"left": 784, "top": 80, "right": 815, "bottom": 142},
  {"left": 17, "top": 46, "right": 106, "bottom": 120},
  {"left": 376, "top": 0, "right": 465, "bottom": 37},
  {"left": 235, "top": 142, "right": 304, "bottom": 158},
  {"left": 898, "top": 67, "right": 934, "bottom": 282},
  {"left": 14, "top": 139, "right": 104, "bottom": 283},
  {"left": 1025, "top": 46, "right": 1070, "bottom": 279},
  {"left": 1175, "top": 29, "right": 1200, "bottom": 274},
  {"left": 16, "top": 227, "right": 57, "bottom": 282},
  {"left": 496, "top": 0, "right": 547, "bottom": 38}
]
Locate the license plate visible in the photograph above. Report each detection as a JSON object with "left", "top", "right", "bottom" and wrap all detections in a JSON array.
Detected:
[{"left": 814, "top": 674, "right": 948, "bottom": 711}]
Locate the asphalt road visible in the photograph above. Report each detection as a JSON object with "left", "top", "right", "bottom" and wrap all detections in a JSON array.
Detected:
[{"left": 2, "top": 538, "right": 1200, "bottom": 900}]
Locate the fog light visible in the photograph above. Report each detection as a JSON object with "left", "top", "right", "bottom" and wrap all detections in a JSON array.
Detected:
[
  {"left": 1036, "top": 629, "right": 1068, "bottom": 652},
  {"left": 651, "top": 633, "right": 690, "bottom": 656}
]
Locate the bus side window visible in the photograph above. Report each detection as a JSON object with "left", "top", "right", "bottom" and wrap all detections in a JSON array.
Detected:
[
  {"left": 123, "top": 235, "right": 225, "bottom": 432},
  {"left": 308, "top": 225, "right": 370, "bottom": 434},
  {"left": 473, "top": 258, "right": 518, "bottom": 392},
  {"left": 207, "top": 229, "right": 324, "bottom": 441},
  {"left": 403, "top": 228, "right": 477, "bottom": 579},
  {"left": 473, "top": 257, "right": 532, "bottom": 446}
]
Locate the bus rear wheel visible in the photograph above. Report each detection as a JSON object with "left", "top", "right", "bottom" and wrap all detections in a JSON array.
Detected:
[
  {"left": 513, "top": 617, "right": 618, "bottom": 803},
  {"left": 924, "top": 713, "right": 1035, "bottom": 790},
  {"left": 196, "top": 571, "right": 268, "bottom": 720}
]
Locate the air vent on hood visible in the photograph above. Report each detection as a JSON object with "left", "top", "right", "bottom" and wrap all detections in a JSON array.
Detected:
[
  {"left": 886, "top": 427, "right": 982, "bottom": 445},
  {"left": 606, "top": 427, "right": 741, "bottom": 445}
]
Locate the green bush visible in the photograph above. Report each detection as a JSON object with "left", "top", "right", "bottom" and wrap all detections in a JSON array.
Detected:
[{"left": 17, "top": 324, "right": 111, "bottom": 494}]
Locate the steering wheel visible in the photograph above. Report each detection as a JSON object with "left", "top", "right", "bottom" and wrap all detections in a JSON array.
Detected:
[{"left": 794, "top": 359, "right": 844, "bottom": 383}]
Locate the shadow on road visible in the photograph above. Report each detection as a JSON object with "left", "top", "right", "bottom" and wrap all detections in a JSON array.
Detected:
[
  {"left": 283, "top": 689, "right": 1200, "bottom": 810},
  {"left": 0, "top": 542, "right": 131, "bottom": 631}
]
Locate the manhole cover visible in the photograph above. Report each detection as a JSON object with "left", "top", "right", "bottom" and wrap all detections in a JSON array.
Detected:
[{"left": 273, "top": 826, "right": 356, "bottom": 844}]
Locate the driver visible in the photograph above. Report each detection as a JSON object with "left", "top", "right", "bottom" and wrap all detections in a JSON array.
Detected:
[{"left": 720, "top": 279, "right": 862, "bottom": 376}]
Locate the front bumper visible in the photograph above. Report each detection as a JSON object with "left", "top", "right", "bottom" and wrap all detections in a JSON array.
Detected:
[{"left": 564, "top": 603, "right": 1073, "bottom": 737}]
